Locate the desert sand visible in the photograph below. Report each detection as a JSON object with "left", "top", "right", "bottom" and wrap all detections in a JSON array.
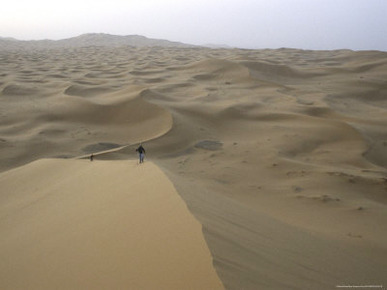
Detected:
[
  {"left": 1, "top": 43, "right": 387, "bottom": 289},
  {"left": 0, "top": 159, "right": 223, "bottom": 289}
]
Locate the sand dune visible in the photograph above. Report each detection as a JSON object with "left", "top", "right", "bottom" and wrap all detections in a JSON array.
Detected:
[
  {"left": 1, "top": 44, "right": 387, "bottom": 289},
  {"left": 0, "top": 64, "right": 172, "bottom": 171},
  {"left": 0, "top": 159, "right": 223, "bottom": 290}
]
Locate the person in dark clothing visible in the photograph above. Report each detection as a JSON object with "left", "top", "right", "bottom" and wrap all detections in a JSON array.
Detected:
[{"left": 136, "top": 144, "right": 146, "bottom": 163}]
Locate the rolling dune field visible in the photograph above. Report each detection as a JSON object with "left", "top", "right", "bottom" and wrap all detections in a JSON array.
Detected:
[{"left": 1, "top": 45, "right": 387, "bottom": 289}]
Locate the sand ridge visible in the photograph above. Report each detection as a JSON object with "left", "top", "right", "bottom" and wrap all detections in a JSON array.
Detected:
[{"left": 1, "top": 45, "right": 387, "bottom": 289}]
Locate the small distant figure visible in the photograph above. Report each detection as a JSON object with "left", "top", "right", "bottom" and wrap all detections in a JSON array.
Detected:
[
  {"left": 136, "top": 144, "right": 146, "bottom": 164},
  {"left": 90, "top": 153, "right": 94, "bottom": 161}
]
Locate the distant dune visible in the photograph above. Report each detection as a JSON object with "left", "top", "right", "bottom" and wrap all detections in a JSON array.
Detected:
[{"left": 0, "top": 42, "right": 386, "bottom": 289}]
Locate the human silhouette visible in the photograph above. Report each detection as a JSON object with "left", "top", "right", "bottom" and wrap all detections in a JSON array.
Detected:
[{"left": 136, "top": 144, "right": 146, "bottom": 163}]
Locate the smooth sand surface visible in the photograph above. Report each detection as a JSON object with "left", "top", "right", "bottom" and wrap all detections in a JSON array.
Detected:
[
  {"left": 0, "top": 159, "right": 223, "bottom": 290},
  {"left": 1, "top": 45, "right": 387, "bottom": 289}
]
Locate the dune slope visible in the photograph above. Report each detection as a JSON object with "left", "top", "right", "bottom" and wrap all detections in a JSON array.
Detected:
[{"left": 0, "top": 159, "right": 223, "bottom": 290}]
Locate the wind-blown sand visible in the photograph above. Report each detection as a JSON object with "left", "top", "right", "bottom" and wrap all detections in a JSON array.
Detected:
[{"left": 1, "top": 45, "right": 387, "bottom": 289}]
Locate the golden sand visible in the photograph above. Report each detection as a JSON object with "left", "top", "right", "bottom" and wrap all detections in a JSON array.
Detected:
[
  {"left": 0, "top": 159, "right": 223, "bottom": 289},
  {"left": 1, "top": 45, "right": 386, "bottom": 289}
]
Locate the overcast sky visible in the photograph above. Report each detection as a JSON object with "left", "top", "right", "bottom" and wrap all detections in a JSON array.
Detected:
[{"left": 1, "top": 0, "right": 386, "bottom": 50}]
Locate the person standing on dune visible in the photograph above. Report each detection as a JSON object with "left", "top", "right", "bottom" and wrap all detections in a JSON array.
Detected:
[{"left": 136, "top": 143, "right": 146, "bottom": 164}]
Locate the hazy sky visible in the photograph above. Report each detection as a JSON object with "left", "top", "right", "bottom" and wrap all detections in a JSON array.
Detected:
[{"left": 1, "top": 0, "right": 386, "bottom": 50}]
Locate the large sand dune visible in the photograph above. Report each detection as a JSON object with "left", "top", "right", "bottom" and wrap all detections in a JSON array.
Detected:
[
  {"left": 1, "top": 44, "right": 387, "bottom": 289},
  {"left": 0, "top": 159, "right": 223, "bottom": 289}
]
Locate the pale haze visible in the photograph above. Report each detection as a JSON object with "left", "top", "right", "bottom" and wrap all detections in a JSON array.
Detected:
[{"left": 1, "top": 0, "right": 386, "bottom": 50}]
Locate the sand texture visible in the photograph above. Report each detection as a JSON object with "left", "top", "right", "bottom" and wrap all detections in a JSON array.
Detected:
[
  {"left": 0, "top": 159, "right": 223, "bottom": 289},
  {"left": 1, "top": 45, "right": 387, "bottom": 289}
]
